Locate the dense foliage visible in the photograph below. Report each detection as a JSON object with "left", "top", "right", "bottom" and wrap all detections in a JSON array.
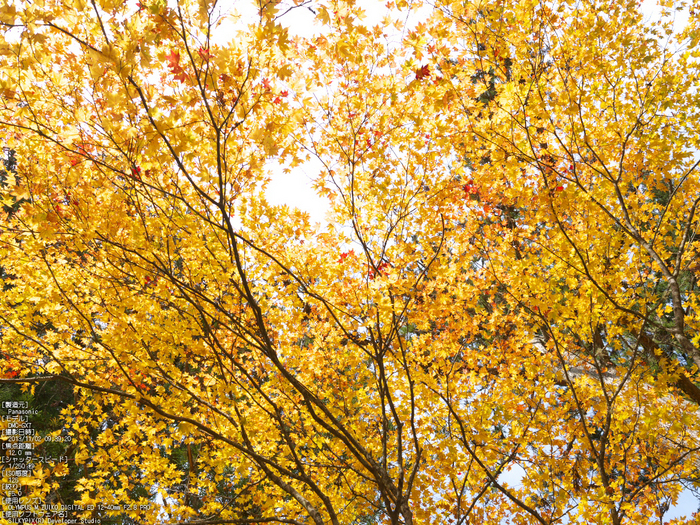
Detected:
[{"left": 1, "top": 0, "right": 699, "bottom": 523}]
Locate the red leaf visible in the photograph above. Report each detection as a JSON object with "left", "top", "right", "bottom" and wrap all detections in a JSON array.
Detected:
[
  {"left": 166, "top": 49, "right": 188, "bottom": 83},
  {"left": 165, "top": 49, "right": 180, "bottom": 69},
  {"left": 463, "top": 182, "right": 477, "bottom": 194},
  {"left": 197, "top": 47, "right": 211, "bottom": 61},
  {"left": 338, "top": 250, "right": 355, "bottom": 263},
  {"left": 415, "top": 65, "right": 430, "bottom": 80},
  {"left": 377, "top": 261, "right": 390, "bottom": 274},
  {"left": 463, "top": 181, "right": 480, "bottom": 199}
]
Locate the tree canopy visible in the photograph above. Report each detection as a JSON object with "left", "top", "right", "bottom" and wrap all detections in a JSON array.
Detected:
[{"left": 1, "top": 0, "right": 699, "bottom": 524}]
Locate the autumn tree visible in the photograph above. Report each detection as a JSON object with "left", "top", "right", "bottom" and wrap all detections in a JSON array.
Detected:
[
  {"left": 412, "top": 0, "right": 700, "bottom": 522},
  {"left": 1, "top": 0, "right": 699, "bottom": 524}
]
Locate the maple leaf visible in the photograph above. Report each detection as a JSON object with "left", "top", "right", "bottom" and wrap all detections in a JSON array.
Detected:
[
  {"left": 173, "top": 71, "right": 188, "bottom": 83},
  {"left": 415, "top": 64, "right": 430, "bottom": 80},
  {"left": 165, "top": 49, "right": 188, "bottom": 83},
  {"left": 463, "top": 181, "right": 479, "bottom": 196},
  {"left": 197, "top": 47, "right": 211, "bottom": 61},
  {"left": 338, "top": 250, "right": 355, "bottom": 263},
  {"left": 165, "top": 49, "right": 180, "bottom": 69}
]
